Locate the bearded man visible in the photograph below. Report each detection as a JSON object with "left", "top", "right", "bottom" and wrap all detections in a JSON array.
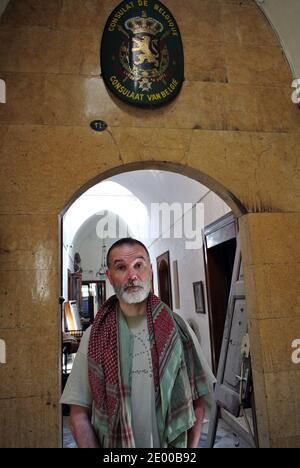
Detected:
[{"left": 60, "top": 238, "right": 212, "bottom": 448}]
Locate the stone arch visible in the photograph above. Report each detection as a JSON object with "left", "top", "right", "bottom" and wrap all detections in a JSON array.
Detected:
[
  {"left": 60, "top": 161, "right": 247, "bottom": 218},
  {"left": 59, "top": 162, "right": 250, "bottom": 435}
]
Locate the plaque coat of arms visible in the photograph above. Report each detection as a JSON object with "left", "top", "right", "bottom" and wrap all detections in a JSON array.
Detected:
[{"left": 101, "top": 0, "right": 184, "bottom": 107}]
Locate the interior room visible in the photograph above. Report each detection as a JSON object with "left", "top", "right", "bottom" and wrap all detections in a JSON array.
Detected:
[{"left": 61, "top": 169, "right": 255, "bottom": 448}]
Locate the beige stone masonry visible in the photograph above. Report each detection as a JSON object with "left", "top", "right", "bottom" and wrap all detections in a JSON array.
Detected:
[{"left": 0, "top": 0, "right": 299, "bottom": 447}]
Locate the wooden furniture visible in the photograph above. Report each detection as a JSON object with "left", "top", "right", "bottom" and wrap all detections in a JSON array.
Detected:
[{"left": 156, "top": 251, "right": 173, "bottom": 308}]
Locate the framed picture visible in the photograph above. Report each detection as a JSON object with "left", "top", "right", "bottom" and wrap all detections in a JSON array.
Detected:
[
  {"left": 64, "top": 300, "right": 82, "bottom": 332},
  {"left": 156, "top": 251, "right": 173, "bottom": 309},
  {"left": 193, "top": 281, "right": 206, "bottom": 314},
  {"left": 172, "top": 260, "right": 180, "bottom": 310}
]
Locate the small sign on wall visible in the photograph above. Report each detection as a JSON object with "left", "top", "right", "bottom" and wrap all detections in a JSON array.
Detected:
[{"left": 101, "top": 0, "right": 184, "bottom": 108}]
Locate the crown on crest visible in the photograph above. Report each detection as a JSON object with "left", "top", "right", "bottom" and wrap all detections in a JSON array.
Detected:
[{"left": 125, "top": 12, "right": 163, "bottom": 36}]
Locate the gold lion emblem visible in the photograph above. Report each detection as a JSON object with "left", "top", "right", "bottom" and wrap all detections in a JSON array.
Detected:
[{"left": 118, "top": 12, "right": 169, "bottom": 91}]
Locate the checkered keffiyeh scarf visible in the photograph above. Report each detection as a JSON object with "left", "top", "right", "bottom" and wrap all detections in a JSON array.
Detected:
[{"left": 88, "top": 293, "right": 208, "bottom": 448}]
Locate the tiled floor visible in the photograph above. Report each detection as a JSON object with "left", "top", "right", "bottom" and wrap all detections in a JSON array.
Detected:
[{"left": 200, "top": 418, "right": 252, "bottom": 448}]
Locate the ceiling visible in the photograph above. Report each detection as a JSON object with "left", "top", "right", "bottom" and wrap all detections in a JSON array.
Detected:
[
  {"left": 64, "top": 170, "right": 215, "bottom": 249},
  {"left": 109, "top": 170, "right": 210, "bottom": 206}
]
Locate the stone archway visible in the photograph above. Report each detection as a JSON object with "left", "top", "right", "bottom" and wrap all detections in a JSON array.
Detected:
[
  {"left": 58, "top": 161, "right": 256, "bottom": 448},
  {"left": 60, "top": 161, "right": 247, "bottom": 219},
  {"left": 60, "top": 160, "right": 297, "bottom": 447}
]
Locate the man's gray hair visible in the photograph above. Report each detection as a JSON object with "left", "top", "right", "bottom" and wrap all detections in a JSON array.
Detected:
[{"left": 106, "top": 238, "right": 150, "bottom": 268}]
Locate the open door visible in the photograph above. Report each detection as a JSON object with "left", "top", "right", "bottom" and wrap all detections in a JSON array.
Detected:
[
  {"left": 214, "top": 237, "right": 248, "bottom": 416},
  {"left": 203, "top": 213, "right": 237, "bottom": 374},
  {"left": 206, "top": 235, "right": 258, "bottom": 448}
]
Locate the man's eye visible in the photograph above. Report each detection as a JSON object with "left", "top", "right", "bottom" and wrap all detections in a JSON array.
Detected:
[
  {"left": 135, "top": 263, "right": 143, "bottom": 269},
  {"left": 116, "top": 265, "right": 126, "bottom": 271}
]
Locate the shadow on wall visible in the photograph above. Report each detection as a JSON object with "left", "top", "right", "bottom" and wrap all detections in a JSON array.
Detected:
[{"left": 187, "top": 318, "right": 202, "bottom": 345}]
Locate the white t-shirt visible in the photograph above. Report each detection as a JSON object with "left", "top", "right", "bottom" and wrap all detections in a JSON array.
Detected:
[{"left": 126, "top": 315, "right": 161, "bottom": 448}]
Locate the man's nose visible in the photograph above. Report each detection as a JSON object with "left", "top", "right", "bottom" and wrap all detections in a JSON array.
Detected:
[{"left": 127, "top": 267, "right": 138, "bottom": 281}]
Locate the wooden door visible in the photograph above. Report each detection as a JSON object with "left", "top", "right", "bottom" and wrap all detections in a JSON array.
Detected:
[
  {"left": 206, "top": 235, "right": 258, "bottom": 447},
  {"left": 214, "top": 238, "right": 248, "bottom": 416},
  {"left": 68, "top": 271, "right": 82, "bottom": 313},
  {"left": 203, "top": 213, "right": 237, "bottom": 374}
]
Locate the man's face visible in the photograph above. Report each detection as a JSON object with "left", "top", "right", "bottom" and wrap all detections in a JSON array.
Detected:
[{"left": 106, "top": 243, "right": 152, "bottom": 305}]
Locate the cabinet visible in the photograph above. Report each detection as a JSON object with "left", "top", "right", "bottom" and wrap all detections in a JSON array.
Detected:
[{"left": 68, "top": 270, "right": 82, "bottom": 314}]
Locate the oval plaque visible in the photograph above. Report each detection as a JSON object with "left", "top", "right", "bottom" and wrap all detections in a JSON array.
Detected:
[
  {"left": 90, "top": 120, "right": 108, "bottom": 132},
  {"left": 101, "top": 0, "right": 184, "bottom": 108}
]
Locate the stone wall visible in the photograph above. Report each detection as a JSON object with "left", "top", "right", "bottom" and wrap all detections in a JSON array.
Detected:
[{"left": 0, "top": 0, "right": 299, "bottom": 447}]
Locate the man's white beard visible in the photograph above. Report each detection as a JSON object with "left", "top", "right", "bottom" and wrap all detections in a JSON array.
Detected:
[{"left": 113, "top": 276, "right": 152, "bottom": 304}]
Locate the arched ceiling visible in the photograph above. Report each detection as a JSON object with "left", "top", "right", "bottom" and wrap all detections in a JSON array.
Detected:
[
  {"left": 108, "top": 170, "right": 210, "bottom": 207},
  {"left": 63, "top": 170, "right": 230, "bottom": 255},
  {"left": 63, "top": 180, "right": 149, "bottom": 246}
]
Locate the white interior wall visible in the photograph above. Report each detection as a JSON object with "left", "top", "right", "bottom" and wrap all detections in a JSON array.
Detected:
[
  {"left": 63, "top": 182, "right": 148, "bottom": 300},
  {"left": 63, "top": 181, "right": 148, "bottom": 248},
  {"left": 63, "top": 212, "right": 133, "bottom": 300},
  {"left": 64, "top": 171, "right": 230, "bottom": 372},
  {"left": 72, "top": 215, "right": 132, "bottom": 280},
  {"left": 148, "top": 190, "right": 230, "bottom": 369}
]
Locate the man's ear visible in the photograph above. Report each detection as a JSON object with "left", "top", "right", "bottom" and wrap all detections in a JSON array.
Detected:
[{"left": 106, "top": 269, "right": 113, "bottom": 285}]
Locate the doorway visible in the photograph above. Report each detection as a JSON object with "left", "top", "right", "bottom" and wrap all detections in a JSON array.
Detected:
[
  {"left": 81, "top": 281, "right": 106, "bottom": 326},
  {"left": 59, "top": 166, "right": 249, "bottom": 448},
  {"left": 203, "top": 213, "right": 238, "bottom": 375}
]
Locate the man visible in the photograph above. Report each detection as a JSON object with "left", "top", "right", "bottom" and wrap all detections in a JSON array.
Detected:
[{"left": 61, "top": 238, "right": 210, "bottom": 448}]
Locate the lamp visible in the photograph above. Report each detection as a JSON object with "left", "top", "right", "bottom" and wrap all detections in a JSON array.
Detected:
[{"left": 96, "top": 240, "right": 107, "bottom": 278}]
